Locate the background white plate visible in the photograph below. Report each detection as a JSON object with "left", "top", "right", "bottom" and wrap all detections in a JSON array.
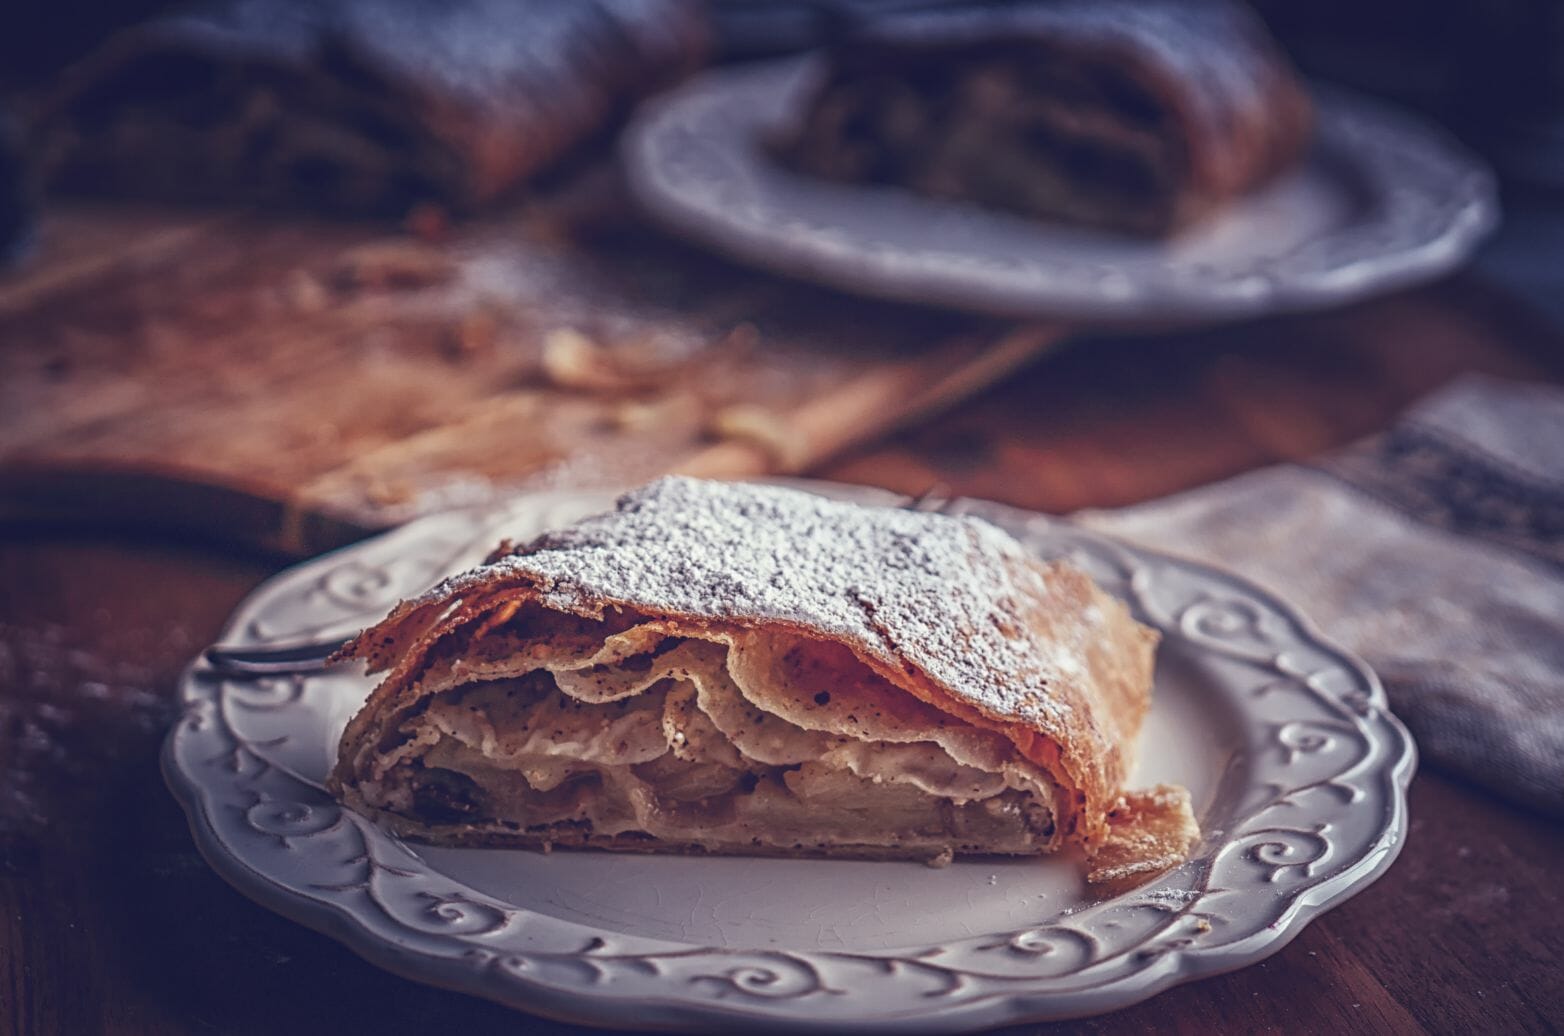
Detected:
[
  {"left": 623, "top": 58, "right": 1498, "bottom": 324},
  {"left": 164, "top": 483, "right": 1415, "bottom": 1031}
]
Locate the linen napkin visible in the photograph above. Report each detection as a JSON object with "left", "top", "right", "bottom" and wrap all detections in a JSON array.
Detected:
[{"left": 1076, "top": 375, "right": 1564, "bottom": 817}]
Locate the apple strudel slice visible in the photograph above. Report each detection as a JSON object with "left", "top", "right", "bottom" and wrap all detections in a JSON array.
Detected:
[
  {"left": 780, "top": 0, "right": 1312, "bottom": 236},
  {"left": 331, "top": 477, "right": 1197, "bottom": 882},
  {"left": 38, "top": 0, "right": 709, "bottom": 214}
]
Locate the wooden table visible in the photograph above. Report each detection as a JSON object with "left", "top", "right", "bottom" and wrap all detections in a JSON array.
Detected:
[{"left": 4, "top": 260, "right": 1564, "bottom": 1033}]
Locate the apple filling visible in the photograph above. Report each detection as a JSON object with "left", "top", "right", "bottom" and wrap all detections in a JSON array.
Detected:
[{"left": 353, "top": 607, "right": 1061, "bottom": 858}]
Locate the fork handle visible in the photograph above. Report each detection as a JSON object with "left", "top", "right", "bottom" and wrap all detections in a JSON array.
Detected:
[{"left": 203, "top": 637, "right": 352, "bottom": 676}]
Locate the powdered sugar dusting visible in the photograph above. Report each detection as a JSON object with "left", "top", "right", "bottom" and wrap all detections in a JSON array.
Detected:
[{"left": 421, "top": 477, "right": 1091, "bottom": 728}]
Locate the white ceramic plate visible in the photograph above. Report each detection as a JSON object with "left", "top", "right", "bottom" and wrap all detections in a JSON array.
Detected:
[
  {"left": 622, "top": 58, "right": 1497, "bottom": 324},
  {"left": 164, "top": 483, "right": 1415, "bottom": 1031}
]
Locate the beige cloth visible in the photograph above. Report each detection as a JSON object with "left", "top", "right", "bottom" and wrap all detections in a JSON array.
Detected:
[{"left": 1078, "top": 375, "right": 1564, "bottom": 817}]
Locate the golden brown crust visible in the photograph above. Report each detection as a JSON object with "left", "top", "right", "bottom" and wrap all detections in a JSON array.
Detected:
[
  {"left": 333, "top": 812, "right": 1051, "bottom": 865},
  {"left": 331, "top": 479, "right": 1183, "bottom": 879}
]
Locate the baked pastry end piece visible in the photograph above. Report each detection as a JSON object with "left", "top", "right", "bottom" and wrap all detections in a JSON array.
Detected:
[
  {"left": 331, "top": 477, "right": 1195, "bottom": 884},
  {"left": 1088, "top": 785, "right": 1201, "bottom": 893}
]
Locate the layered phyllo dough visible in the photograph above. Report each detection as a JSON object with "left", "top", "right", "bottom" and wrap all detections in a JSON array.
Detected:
[{"left": 332, "top": 477, "right": 1197, "bottom": 881}]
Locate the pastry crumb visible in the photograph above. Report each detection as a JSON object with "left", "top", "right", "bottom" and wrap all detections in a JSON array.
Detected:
[
  {"left": 333, "top": 239, "right": 455, "bottom": 290},
  {"left": 282, "top": 268, "right": 330, "bottom": 313},
  {"left": 706, "top": 403, "right": 808, "bottom": 469},
  {"left": 404, "top": 201, "right": 450, "bottom": 242},
  {"left": 443, "top": 311, "right": 498, "bottom": 362},
  {"left": 541, "top": 328, "right": 675, "bottom": 394}
]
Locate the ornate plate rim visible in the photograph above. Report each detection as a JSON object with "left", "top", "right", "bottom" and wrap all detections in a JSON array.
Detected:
[
  {"left": 163, "top": 482, "right": 1416, "bottom": 1031},
  {"left": 621, "top": 56, "right": 1498, "bottom": 324}
]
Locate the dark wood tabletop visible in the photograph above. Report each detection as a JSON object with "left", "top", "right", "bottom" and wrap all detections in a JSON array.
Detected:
[{"left": 4, "top": 266, "right": 1564, "bottom": 1035}]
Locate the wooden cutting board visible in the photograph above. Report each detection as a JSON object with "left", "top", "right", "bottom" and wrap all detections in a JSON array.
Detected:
[{"left": 0, "top": 174, "right": 1063, "bottom": 556}]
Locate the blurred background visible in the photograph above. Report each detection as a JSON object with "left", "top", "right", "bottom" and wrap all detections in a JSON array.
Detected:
[
  {"left": 1, "top": 0, "right": 1559, "bottom": 546},
  {"left": 3, "top": 4, "right": 1563, "bottom": 1035}
]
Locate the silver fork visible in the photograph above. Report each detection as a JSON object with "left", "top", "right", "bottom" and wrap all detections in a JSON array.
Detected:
[
  {"left": 202, "top": 636, "right": 353, "bottom": 677},
  {"left": 201, "top": 483, "right": 957, "bottom": 678}
]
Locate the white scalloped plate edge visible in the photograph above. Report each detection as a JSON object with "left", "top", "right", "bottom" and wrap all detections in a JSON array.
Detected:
[
  {"left": 622, "top": 57, "right": 1497, "bottom": 323},
  {"left": 163, "top": 482, "right": 1416, "bottom": 1031}
]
